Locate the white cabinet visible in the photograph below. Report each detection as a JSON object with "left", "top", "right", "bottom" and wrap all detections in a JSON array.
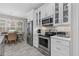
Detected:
[
  {"left": 35, "top": 8, "right": 42, "bottom": 27},
  {"left": 33, "top": 33, "right": 39, "bottom": 48},
  {"left": 35, "top": 9, "right": 39, "bottom": 27},
  {"left": 54, "top": 3, "right": 60, "bottom": 26},
  {"left": 51, "top": 36, "right": 70, "bottom": 56},
  {"left": 38, "top": 11, "right": 42, "bottom": 26},
  {"left": 38, "top": 8, "right": 42, "bottom": 27},
  {"left": 62, "top": 3, "right": 71, "bottom": 25},
  {"left": 54, "top": 3, "right": 71, "bottom": 26},
  {"left": 41, "top": 4, "right": 54, "bottom": 18},
  {"left": 41, "top": 5, "right": 46, "bottom": 19},
  {"left": 59, "top": 3, "right": 63, "bottom": 25},
  {"left": 50, "top": 4, "right": 55, "bottom": 16},
  {"left": 44, "top": 3, "right": 54, "bottom": 17},
  {"left": 34, "top": 3, "right": 71, "bottom": 27},
  {"left": 45, "top": 4, "right": 52, "bottom": 17}
]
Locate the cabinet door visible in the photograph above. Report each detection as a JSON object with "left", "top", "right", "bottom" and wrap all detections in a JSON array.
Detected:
[
  {"left": 33, "top": 33, "right": 38, "bottom": 48},
  {"left": 38, "top": 11, "right": 42, "bottom": 26},
  {"left": 51, "top": 37, "right": 70, "bottom": 56},
  {"left": 51, "top": 37, "right": 56, "bottom": 56},
  {"left": 35, "top": 10, "right": 39, "bottom": 27},
  {"left": 45, "top": 4, "right": 54, "bottom": 17},
  {"left": 50, "top": 3, "right": 55, "bottom": 16},
  {"left": 59, "top": 3, "right": 63, "bottom": 25},
  {"left": 41, "top": 6, "right": 44, "bottom": 19},
  {"left": 41, "top": 5, "right": 46, "bottom": 19},
  {"left": 45, "top": 4, "right": 51, "bottom": 17},
  {"left": 54, "top": 3, "right": 60, "bottom": 26},
  {"left": 62, "top": 3, "right": 71, "bottom": 24}
]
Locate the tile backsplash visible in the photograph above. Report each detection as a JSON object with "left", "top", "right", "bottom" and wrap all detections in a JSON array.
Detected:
[
  {"left": 39, "top": 25, "right": 71, "bottom": 37},
  {"left": 44, "top": 25, "right": 71, "bottom": 32}
]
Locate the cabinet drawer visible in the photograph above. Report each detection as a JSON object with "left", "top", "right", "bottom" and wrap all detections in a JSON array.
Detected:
[
  {"left": 53, "top": 44, "right": 69, "bottom": 56},
  {"left": 54, "top": 38, "right": 69, "bottom": 46},
  {"left": 52, "top": 50, "right": 65, "bottom": 56}
]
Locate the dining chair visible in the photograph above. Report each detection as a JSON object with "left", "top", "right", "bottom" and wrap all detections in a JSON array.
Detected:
[{"left": 7, "top": 32, "right": 17, "bottom": 44}]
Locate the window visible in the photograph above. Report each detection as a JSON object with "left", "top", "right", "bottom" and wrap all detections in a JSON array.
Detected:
[
  {"left": 17, "top": 22, "right": 23, "bottom": 32},
  {"left": 0, "top": 20, "right": 5, "bottom": 32}
]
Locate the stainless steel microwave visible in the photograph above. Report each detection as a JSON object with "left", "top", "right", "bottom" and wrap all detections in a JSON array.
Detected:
[{"left": 42, "top": 16, "right": 53, "bottom": 26}]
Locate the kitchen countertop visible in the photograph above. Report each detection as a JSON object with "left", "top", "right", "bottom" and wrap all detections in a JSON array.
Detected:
[
  {"left": 51, "top": 35, "right": 71, "bottom": 41},
  {"left": 0, "top": 35, "right": 4, "bottom": 44}
]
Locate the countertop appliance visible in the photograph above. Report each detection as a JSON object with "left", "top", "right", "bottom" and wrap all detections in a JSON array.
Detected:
[{"left": 38, "top": 32, "right": 56, "bottom": 56}]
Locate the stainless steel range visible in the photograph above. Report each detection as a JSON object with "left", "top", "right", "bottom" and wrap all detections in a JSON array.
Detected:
[{"left": 38, "top": 32, "right": 56, "bottom": 56}]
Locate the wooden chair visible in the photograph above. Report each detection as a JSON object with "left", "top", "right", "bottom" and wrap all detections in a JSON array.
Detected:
[{"left": 7, "top": 32, "right": 17, "bottom": 44}]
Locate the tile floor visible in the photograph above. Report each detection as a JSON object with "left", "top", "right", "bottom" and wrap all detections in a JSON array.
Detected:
[{"left": 4, "top": 41, "right": 44, "bottom": 56}]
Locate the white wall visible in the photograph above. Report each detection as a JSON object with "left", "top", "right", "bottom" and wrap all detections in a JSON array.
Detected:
[
  {"left": 0, "top": 14, "right": 25, "bottom": 32},
  {"left": 71, "top": 3, "right": 79, "bottom": 56}
]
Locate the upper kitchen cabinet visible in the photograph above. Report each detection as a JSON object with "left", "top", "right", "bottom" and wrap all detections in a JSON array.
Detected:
[
  {"left": 50, "top": 3, "right": 55, "bottom": 16},
  {"left": 45, "top": 4, "right": 51, "bottom": 17},
  {"left": 62, "top": 3, "right": 71, "bottom": 25},
  {"left": 35, "top": 9, "right": 39, "bottom": 27},
  {"left": 41, "top": 4, "right": 46, "bottom": 19},
  {"left": 45, "top": 4, "right": 54, "bottom": 17},
  {"left": 35, "top": 8, "right": 42, "bottom": 27},
  {"left": 54, "top": 3, "right": 71, "bottom": 26},
  {"left": 40, "top": 4, "right": 54, "bottom": 26},
  {"left": 54, "top": 3, "right": 61, "bottom": 26},
  {"left": 41, "top": 3, "right": 54, "bottom": 18},
  {"left": 38, "top": 7, "right": 42, "bottom": 27}
]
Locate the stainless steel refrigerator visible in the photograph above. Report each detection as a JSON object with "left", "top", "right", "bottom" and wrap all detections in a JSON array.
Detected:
[{"left": 27, "top": 21, "right": 33, "bottom": 46}]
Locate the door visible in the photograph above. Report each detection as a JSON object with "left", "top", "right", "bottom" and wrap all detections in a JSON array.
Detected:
[{"left": 27, "top": 21, "right": 33, "bottom": 46}]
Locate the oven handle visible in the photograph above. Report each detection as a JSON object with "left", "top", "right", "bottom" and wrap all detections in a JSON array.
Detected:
[{"left": 39, "top": 36, "right": 50, "bottom": 40}]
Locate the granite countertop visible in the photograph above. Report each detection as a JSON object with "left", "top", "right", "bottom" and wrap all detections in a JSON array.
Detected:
[{"left": 0, "top": 35, "right": 4, "bottom": 44}]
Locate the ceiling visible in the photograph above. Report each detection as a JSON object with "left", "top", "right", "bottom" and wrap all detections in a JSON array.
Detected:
[{"left": 0, "top": 3, "right": 43, "bottom": 18}]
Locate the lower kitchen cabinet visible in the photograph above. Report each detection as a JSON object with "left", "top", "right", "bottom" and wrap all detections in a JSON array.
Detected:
[
  {"left": 33, "top": 33, "right": 39, "bottom": 48},
  {"left": 51, "top": 36, "right": 71, "bottom": 56}
]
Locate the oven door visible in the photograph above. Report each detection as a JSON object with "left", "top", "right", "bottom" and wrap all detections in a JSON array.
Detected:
[
  {"left": 39, "top": 37, "right": 48, "bottom": 48},
  {"left": 38, "top": 36, "right": 50, "bottom": 55}
]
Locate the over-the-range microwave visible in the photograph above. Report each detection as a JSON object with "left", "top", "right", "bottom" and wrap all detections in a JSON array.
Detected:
[{"left": 42, "top": 16, "right": 53, "bottom": 26}]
